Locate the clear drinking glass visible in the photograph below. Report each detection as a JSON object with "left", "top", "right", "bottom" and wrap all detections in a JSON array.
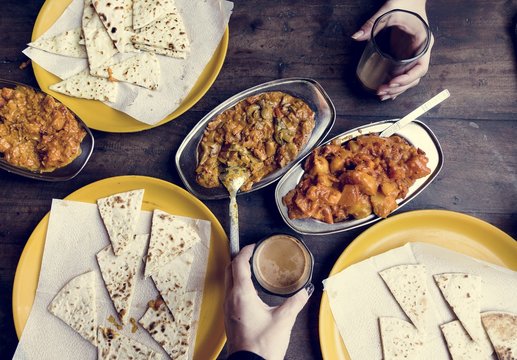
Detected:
[{"left": 356, "top": 9, "right": 431, "bottom": 92}]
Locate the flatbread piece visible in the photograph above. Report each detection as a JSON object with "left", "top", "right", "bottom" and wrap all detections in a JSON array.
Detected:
[
  {"left": 481, "top": 311, "right": 517, "bottom": 360},
  {"left": 144, "top": 209, "right": 201, "bottom": 278},
  {"left": 151, "top": 251, "right": 194, "bottom": 310},
  {"left": 441, "top": 320, "right": 485, "bottom": 360},
  {"left": 132, "top": 0, "right": 176, "bottom": 30},
  {"left": 49, "top": 69, "right": 118, "bottom": 102},
  {"left": 379, "top": 264, "right": 433, "bottom": 333},
  {"left": 93, "top": 0, "right": 135, "bottom": 53},
  {"left": 96, "top": 234, "right": 148, "bottom": 324},
  {"left": 133, "top": 43, "right": 187, "bottom": 59},
  {"left": 28, "top": 27, "right": 87, "bottom": 58},
  {"left": 434, "top": 273, "right": 493, "bottom": 355},
  {"left": 131, "top": 11, "right": 190, "bottom": 53},
  {"left": 97, "top": 326, "right": 163, "bottom": 360},
  {"left": 139, "top": 294, "right": 197, "bottom": 360},
  {"left": 90, "top": 52, "right": 160, "bottom": 90},
  {"left": 82, "top": 0, "right": 118, "bottom": 70},
  {"left": 97, "top": 189, "right": 144, "bottom": 255},
  {"left": 48, "top": 270, "right": 97, "bottom": 346},
  {"left": 379, "top": 317, "right": 423, "bottom": 360}
]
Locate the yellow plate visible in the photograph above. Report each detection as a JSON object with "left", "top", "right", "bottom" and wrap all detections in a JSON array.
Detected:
[
  {"left": 319, "top": 209, "right": 517, "bottom": 360},
  {"left": 31, "top": 0, "right": 229, "bottom": 133},
  {"left": 12, "top": 176, "right": 230, "bottom": 359}
]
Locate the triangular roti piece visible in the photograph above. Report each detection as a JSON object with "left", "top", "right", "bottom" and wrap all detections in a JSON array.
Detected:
[
  {"left": 28, "top": 27, "right": 87, "bottom": 58},
  {"left": 93, "top": 0, "right": 135, "bottom": 53},
  {"left": 168, "top": 291, "right": 197, "bottom": 360},
  {"left": 133, "top": 43, "right": 187, "bottom": 59},
  {"left": 434, "top": 273, "right": 493, "bottom": 355},
  {"left": 144, "top": 210, "right": 201, "bottom": 277},
  {"left": 90, "top": 52, "right": 160, "bottom": 90},
  {"left": 97, "top": 326, "right": 163, "bottom": 360},
  {"left": 481, "top": 311, "right": 517, "bottom": 360},
  {"left": 139, "top": 301, "right": 178, "bottom": 359},
  {"left": 132, "top": 0, "right": 176, "bottom": 30},
  {"left": 379, "top": 264, "right": 433, "bottom": 333},
  {"left": 441, "top": 320, "right": 485, "bottom": 360},
  {"left": 152, "top": 251, "right": 194, "bottom": 311},
  {"left": 97, "top": 189, "right": 144, "bottom": 255},
  {"left": 82, "top": 0, "right": 118, "bottom": 70},
  {"left": 96, "top": 234, "right": 148, "bottom": 324},
  {"left": 379, "top": 317, "right": 423, "bottom": 360},
  {"left": 132, "top": 12, "right": 190, "bottom": 53},
  {"left": 49, "top": 69, "right": 118, "bottom": 102},
  {"left": 139, "top": 294, "right": 197, "bottom": 360},
  {"left": 48, "top": 271, "right": 97, "bottom": 345}
]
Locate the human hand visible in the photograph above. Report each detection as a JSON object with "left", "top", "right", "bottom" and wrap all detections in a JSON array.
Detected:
[
  {"left": 352, "top": 0, "right": 434, "bottom": 100},
  {"left": 224, "top": 244, "right": 314, "bottom": 360}
]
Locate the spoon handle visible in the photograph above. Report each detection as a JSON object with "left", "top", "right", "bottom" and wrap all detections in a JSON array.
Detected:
[
  {"left": 380, "top": 89, "right": 450, "bottom": 138},
  {"left": 229, "top": 193, "right": 240, "bottom": 258}
]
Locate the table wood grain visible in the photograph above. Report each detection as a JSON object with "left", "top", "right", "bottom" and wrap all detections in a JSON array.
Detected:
[{"left": 1, "top": 1, "right": 516, "bottom": 359}]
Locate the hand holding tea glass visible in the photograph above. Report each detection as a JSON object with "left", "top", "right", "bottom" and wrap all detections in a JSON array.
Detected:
[
  {"left": 352, "top": 0, "right": 434, "bottom": 100},
  {"left": 224, "top": 245, "right": 313, "bottom": 360}
]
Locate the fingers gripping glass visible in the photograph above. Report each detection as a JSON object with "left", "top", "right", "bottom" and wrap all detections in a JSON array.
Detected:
[{"left": 356, "top": 9, "right": 432, "bottom": 91}]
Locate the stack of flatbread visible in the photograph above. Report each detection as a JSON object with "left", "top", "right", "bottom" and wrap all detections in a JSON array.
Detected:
[
  {"left": 376, "top": 265, "right": 517, "bottom": 360},
  {"left": 47, "top": 190, "right": 205, "bottom": 360},
  {"left": 377, "top": 264, "right": 434, "bottom": 359},
  {"left": 140, "top": 209, "right": 202, "bottom": 360},
  {"left": 29, "top": 0, "right": 191, "bottom": 102}
]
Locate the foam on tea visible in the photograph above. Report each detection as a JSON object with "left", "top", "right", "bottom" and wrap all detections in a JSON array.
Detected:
[{"left": 252, "top": 234, "right": 313, "bottom": 296}]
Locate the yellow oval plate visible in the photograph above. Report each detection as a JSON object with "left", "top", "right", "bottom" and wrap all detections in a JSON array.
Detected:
[
  {"left": 31, "top": 0, "right": 229, "bottom": 133},
  {"left": 319, "top": 209, "right": 517, "bottom": 360},
  {"left": 12, "top": 176, "right": 230, "bottom": 360}
]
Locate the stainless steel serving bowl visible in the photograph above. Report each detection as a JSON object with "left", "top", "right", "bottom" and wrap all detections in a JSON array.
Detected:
[
  {"left": 175, "top": 78, "right": 336, "bottom": 200},
  {"left": 275, "top": 120, "right": 444, "bottom": 235}
]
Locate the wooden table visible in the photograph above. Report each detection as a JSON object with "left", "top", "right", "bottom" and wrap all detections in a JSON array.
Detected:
[{"left": 1, "top": 0, "right": 516, "bottom": 358}]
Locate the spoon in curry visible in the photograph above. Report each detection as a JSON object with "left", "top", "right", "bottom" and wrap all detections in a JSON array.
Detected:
[
  {"left": 220, "top": 167, "right": 250, "bottom": 258},
  {"left": 379, "top": 89, "right": 450, "bottom": 138}
]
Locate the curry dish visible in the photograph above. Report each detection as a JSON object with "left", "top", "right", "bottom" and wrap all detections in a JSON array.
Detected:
[
  {"left": 196, "top": 91, "right": 315, "bottom": 191},
  {"left": 283, "top": 134, "right": 431, "bottom": 224},
  {"left": 0, "top": 86, "right": 86, "bottom": 172}
]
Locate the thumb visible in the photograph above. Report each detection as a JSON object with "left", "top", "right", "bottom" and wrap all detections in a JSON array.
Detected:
[
  {"left": 351, "top": 8, "right": 387, "bottom": 41},
  {"left": 274, "top": 284, "right": 313, "bottom": 322}
]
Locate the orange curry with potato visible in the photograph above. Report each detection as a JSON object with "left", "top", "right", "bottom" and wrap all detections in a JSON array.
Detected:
[
  {"left": 283, "top": 134, "right": 431, "bottom": 223},
  {"left": 0, "top": 86, "right": 86, "bottom": 172}
]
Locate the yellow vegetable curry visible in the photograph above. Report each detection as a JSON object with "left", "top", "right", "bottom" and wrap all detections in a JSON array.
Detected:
[{"left": 196, "top": 91, "right": 315, "bottom": 191}]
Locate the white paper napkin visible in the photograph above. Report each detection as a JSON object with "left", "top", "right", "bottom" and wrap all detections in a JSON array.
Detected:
[
  {"left": 13, "top": 199, "right": 211, "bottom": 360},
  {"left": 23, "top": 0, "right": 234, "bottom": 125},
  {"left": 323, "top": 242, "right": 517, "bottom": 360}
]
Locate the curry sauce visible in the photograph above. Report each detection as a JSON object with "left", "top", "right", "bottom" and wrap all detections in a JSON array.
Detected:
[
  {"left": 195, "top": 91, "right": 315, "bottom": 191},
  {"left": 283, "top": 134, "right": 431, "bottom": 223},
  {"left": 0, "top": 86, "right": 86, "bottom": 172}
]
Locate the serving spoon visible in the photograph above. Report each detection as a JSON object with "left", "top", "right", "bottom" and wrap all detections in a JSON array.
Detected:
[
  {"left": 379, "top": 89, "right": 450, "bottom": 138},
  {"left": 220, "top": 167, "right": 250, "bottom": 258}
]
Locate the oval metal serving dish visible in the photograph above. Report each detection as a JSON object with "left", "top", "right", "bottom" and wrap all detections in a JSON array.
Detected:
[
  {"left": 0, "top": 79, "right": 94, "bottom": 181},
  {"left": 275, "top": 119, "right": 444, "bottom": 235},
  {"left": 175, "top": 78, "right": 336, "bottom": 200}
]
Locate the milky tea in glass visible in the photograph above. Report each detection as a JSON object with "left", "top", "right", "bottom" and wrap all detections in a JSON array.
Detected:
[
  {"left": 251, "top": 234, "right": 313, "bottom": 296},
  {"left": 356, "top": 9, "right": 431, "bottom": 91}
]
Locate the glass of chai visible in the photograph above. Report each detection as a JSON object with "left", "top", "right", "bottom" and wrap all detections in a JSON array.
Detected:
[
  {"left": 251, "top": 234, "right": 314, "bottom": 297},
  {"left": 356, "top": 9, "right": 431, "bottom": 92}
]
